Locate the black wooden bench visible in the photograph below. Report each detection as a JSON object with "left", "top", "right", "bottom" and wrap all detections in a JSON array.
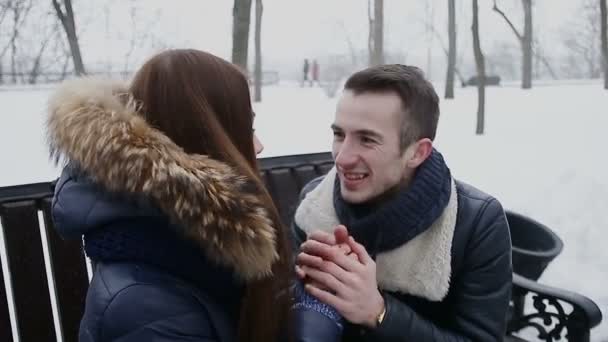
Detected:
[{"left": 0, "top": 152, "right": 602, "bottom": 342}]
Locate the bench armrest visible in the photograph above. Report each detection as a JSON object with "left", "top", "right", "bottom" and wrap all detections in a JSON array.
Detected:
[{"left": 508, "top": 273, "right": 603, "bottom": 341}]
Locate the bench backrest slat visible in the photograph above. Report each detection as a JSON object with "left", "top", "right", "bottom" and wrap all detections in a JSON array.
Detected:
[
  {"left": 0, "top": 200, "right": 57, "bottom": 341},
  {"left": 0, "top": 248, "right": 13, "bottom": 342},
  {"left": 41, "top": 198, "right": 89, "bottom": 342},
  {"left": 265, "top": 167, "right": 303, "bottom": 225}
]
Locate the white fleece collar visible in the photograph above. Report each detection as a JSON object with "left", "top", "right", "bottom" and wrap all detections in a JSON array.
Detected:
[{"left": 294, "top": 168, "right": 458, "bottom": 301}]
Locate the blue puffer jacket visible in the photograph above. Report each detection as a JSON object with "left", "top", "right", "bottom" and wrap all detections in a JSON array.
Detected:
[
  {"left": 53, "top": 166, "right": 244, "bottom": 341},
  {"left": 47, "top": 78, "right": 342, "bottom": 342}
]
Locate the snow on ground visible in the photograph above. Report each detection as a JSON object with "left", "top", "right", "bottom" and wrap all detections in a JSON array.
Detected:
[{"left": 1, "top": 81, "right": 607, "bottom": 340}]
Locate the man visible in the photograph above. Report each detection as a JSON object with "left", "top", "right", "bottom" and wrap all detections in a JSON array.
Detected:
[
  {"left": 293, "top": 64, "right": 512, "bottom": 341},
  {"left": 302, "top": 59, "right": 310, "bottom": 86}
]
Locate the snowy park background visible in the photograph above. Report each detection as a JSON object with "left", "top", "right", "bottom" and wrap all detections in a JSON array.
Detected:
[
  {"left": 1, "top": 79, "right": 607, "bottom": 340},
  {"left": 1, "top": 0, "right": 608, "bottom": 340}
]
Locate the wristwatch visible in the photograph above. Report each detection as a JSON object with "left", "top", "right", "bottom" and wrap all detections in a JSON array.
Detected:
[{"left": 376, "top": 304, "right": 387, "bottom": 327}]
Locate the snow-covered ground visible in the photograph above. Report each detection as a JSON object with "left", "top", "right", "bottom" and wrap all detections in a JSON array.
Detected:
[{"left": 1, "top": 81, "right": 607, "bottom": 340}]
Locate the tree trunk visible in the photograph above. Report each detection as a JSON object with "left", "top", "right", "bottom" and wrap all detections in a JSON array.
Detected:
[
  {"left": 337, "top": 22, "right": 358, "bottom": 67},
  {"left": 425, "top": 2, "right": 435, "bottom": 78},
  {"left": 588, "top": 53, "right": 595, "bottom": 78},
  {"left": 10, "top": 35, "right": 17, "bottom": 84},
  {"left": 60, "top": 49, "right": 70, "bottom": 80},
  {"left": 28, "top": 31, "right": 52, "bottom": 84},
  {"left": 253, "top": 0, "right": 263, "bottom": 102},
  {"left": 493, "top": 0, "right": 533, "bottom": 89},
  {"left": 472, "top": 0, "right": 485, "bottom": 135},
  {"left": 445, "top": 0, "right": 456, "bottom": 99},
  {"left": 522, "top": 0, "right": 532, "bottom": 88},
  {"left": 368, "top": 0, "right": 374, "bottom": 66},
  {"left": 534, "top": 40, "right": 558, "bottom": 80},
  {"left": 52, "top": 0, "right": 86, "bottom": 76},
  {"left": 371, "top": 0, "right": 384, "bottom": 66},
  {"left": 601, "top": 0, "right": 608, "bottom": 89},
  {"left": 9, "top": 2, "right": 19, "bottom": 84},
  {"left": 232, "top": 0, "right": 252, "bottom": 72}
]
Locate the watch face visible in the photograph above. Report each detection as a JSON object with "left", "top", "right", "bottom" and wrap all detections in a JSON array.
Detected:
[{"left": 377, "top": 307, "right": 386, "bottom": 325}]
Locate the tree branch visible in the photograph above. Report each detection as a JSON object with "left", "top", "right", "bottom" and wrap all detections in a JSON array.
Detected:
[
  {"left": 336, "top": 20, "right": 358, "bottom": 66},
  {"left": 368, "top": 0, "right": 374, "bottom": 63},
  {"left": 0, "top": 0, "right": 33, "bottom": 58},
  {"left": 0, "top": 4, "right": 10, "bottom": 27},
  {"left": 423, "top": 18, "right": 465, "bottom": 84},
  {"left": 51, "top": 0, "right": 67, "bottom": 28},
  {"left": 492, "top": 0, "right": 523, "bottom": 42}
]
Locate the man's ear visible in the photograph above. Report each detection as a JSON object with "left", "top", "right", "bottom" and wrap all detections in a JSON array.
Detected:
[{"left": 406, "top": 138, "right": 433, "bottom": 168}]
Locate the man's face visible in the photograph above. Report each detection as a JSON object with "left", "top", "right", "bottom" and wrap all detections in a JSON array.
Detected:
[{"left": 332, "top": 90, "right": 411, "bottom": 204}]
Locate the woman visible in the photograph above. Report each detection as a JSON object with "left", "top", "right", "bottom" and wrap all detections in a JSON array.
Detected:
[{"left": 47, "top": 49, "right": 293, "bottom": 341}]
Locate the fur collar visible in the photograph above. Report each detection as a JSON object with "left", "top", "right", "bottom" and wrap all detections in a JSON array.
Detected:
[
  {"left": 46, "top": 77, "right": 278, "bottom": 280},
  {"left": 295, "top": 168, "right": 458, "bottom": 301}
]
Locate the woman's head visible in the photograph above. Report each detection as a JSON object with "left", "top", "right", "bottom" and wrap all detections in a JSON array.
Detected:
[
  {"left": 130, "top": 49, "right": 263, "bottom": 166},
  {"left": 129, "top": 49, "right": 289, "bottom": 342}
]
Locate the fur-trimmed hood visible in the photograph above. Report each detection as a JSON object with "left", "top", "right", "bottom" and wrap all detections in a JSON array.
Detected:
[{"left": 46, "top": 77, "right": 278, "bottom": 280}]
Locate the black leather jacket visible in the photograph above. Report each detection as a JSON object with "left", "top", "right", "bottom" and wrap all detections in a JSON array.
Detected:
[{"left": 294, "top": 180, "right": 513, "bottom": 341}]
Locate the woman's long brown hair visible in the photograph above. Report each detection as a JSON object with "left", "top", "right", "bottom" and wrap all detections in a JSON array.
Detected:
[{"left": 129, "top": 49, "right": 292, "bottom": 342}]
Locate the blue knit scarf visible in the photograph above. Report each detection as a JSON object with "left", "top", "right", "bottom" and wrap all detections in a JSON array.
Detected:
[{"left": 333, "top": 149, "right": 452, "bottom": 256}]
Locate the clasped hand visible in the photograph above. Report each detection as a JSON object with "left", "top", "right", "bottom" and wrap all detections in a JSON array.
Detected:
[{"left": 295, "top": 225, "right": 385, "bottom": 328}]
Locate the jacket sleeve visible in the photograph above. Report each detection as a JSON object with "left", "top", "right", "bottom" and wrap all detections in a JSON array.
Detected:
[
  {"left": 98, "top": 284, "right": 220, "bottom": 342},
  {"left": 290, "top": 234, "right": 344, "bottom": 342},
  {"left": 363, "top": 199, "right": 513, "bottom": 341},
  {"left": 292, "top": 280, "right": 343, "bottom": 342},
  {"left": 291, "top": 177, "right": 343, "bottom": 342}
]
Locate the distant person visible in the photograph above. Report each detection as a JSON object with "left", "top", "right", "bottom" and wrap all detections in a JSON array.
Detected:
[
  {"left": 311, "top": 60, "right": 320, "bottom": 86},
  {"left": 302, "top": 58, "right": 310, "bottom": 86}
]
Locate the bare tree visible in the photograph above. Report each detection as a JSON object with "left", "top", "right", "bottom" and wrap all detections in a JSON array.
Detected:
[
  {"left": 335, "top": 20, "right": 359, "bottom": 68},
  {"left": 424, "top": 1, "right": 435, "bottom": 78},
  {"left": 0, "top": 0, "right": 33, "bottom": 84},
  {"left": 0, "top": 3, "right": 9, "bottom": 25},
  {"left": 533, "top": 38, "right": 558, "bottom": 79},
  {"left": 425, "top": 12, "right": 467, "bottom": 86},
  {"left": 52, "top": 0, "right": 85, "bottom": 75},
  {"left": 367, "top": 0, "right": 373, "bottom": 66},
  {"left": 472, "top": 0, "right": 486, "bottom": 135},
  {"left": 486, "top": 42, "right": 518, "bottom": 80},
  {"left": 253, "top": 0, "right": 262, "bottom": 102},
  {"left": 232, "top": 0, "right": 252, "bottom": 72},
  {"left": 48, "top": 29, "right": 72, "bottom": 82},
  {"left": 321, "top": 54, "right": 352, "bottom": 98},
  {"left": 27, "top": 20, "right": 62, "bottom": 84},
  {"left": 0, "top": 2, "right": 10, "bottom": 84},
  {"left": 372, "top": 0, "right": 384, "bottom": 66},
  {"left": 122, "top": 6, "right": 138, "bottom": 77},
  {"left": 445, "top": 0, "right": 457, "bottom": 99},
  {"left": 561, "top": 0, "right": 603, "bottom": 79},
  {"left": 493, "top": 0, "right": 533, "bottom": 89},
  {"left": 58, "top": 46, "right": 71, "bottom": 80},
  {"left": 120, "top": 5, "right": 162, "bottom": 78},
  {"left": 601, "top": 0, "right": 608, "bottom": 89},
  {"left": 28, "top": 37, "right": 51, "bottom": 84}
]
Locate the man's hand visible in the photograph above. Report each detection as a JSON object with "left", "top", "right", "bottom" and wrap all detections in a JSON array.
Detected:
[
  {"left": 295, "top": 226, "right": 356, "bottom": 289},
  {"left": 296, "top": 229, "right": 385, "bottom": 328}
]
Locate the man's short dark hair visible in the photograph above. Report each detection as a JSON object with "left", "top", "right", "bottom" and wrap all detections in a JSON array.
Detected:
[{"left": 344, "top": 64, "right": 440, "bottom": 151}]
